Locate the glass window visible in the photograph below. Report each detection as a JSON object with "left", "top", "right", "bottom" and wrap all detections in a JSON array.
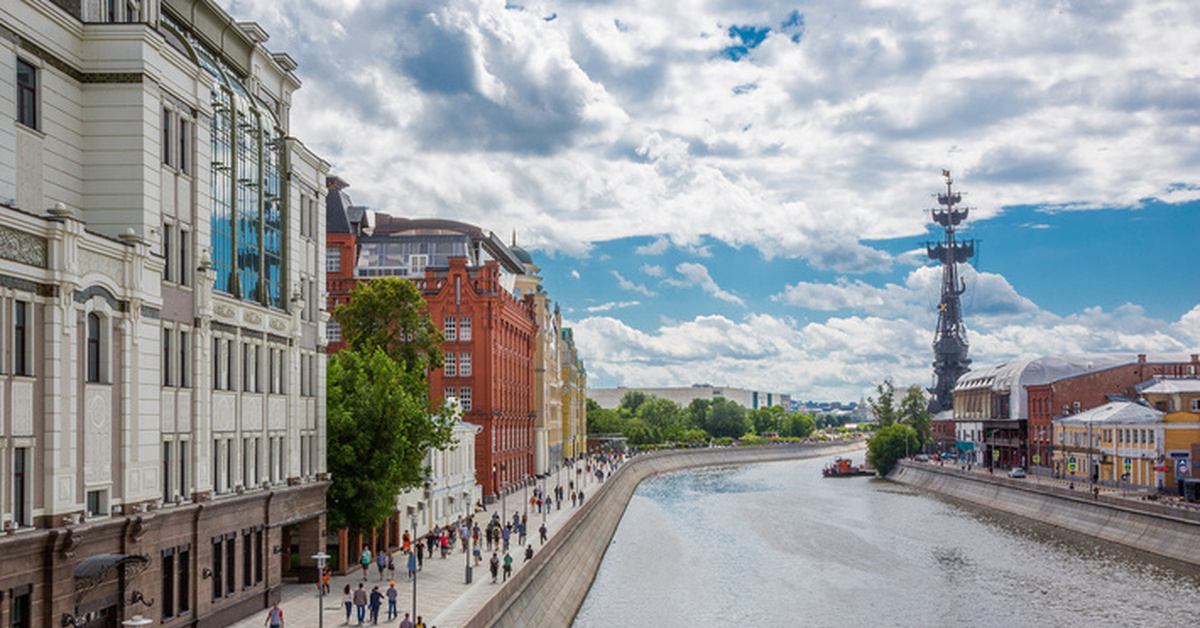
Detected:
[
  {"left": 459, "top": 387, "right": 472, "bottom": 412},
  {"left": 459, "top": 352, "right": 471, "bottom": 376},
  {"left": 444, "top": 317, "right": 457, "bottom": 341},
  {"left": 163, "top": 108, "right": 173, "bottom": 167},
  {"left": 459, "top": 317, "right": 471, "bottom": 341},
  {"left": 327, "top": 248, "right": 341, "bottom": 274},
  {"left": 161, "top": 551, "right": 176, "bottom": 618},
  {"left": 163, "top": 441, "right": 173, "bottom": 502},
  {"left": 180, "top": 330, "right": 189, "bottom": 387},
  {"left": 13, "top": 447, "right": 28, "bottom": 526},
  {"left": 211, "top": 539, "right": 223, "bottom": 600},
  {"left": 163, "top": 328, "right": 173, "bottom": 386},
  {"left": 178, "top": 547, "right": 191, "bottom": 613},
  {"left": 163, "top": 223, "right": 173, "bottom": 280},
  {"left": 11, "top": 590, "right": 31, "bottom": 628},
  {"left": 327, "top": 320, "right": 341, "bottom": 343},
  {"left": 17, "top": 59, "right": 37, "bottom": 130},
  {"left": 179, "top": 117, "right": 190, "bottom": 174},
  {"left": 179, "top": 228, "right": 190, "bottom": 287},
  {"left": 444, "top": 352, "right": 456, "bottom": 377},
  {"left": 14, "top": 301, "right": 28, "bottom": 376},
  {"left": 86, "top": 490, "right": 105, "bottom": 517},
  {"left": 87, "top": 313, "right": 102, "bottom": 383}
]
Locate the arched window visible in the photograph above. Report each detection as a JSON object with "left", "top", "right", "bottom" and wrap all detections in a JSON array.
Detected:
[{"left": 87, "top": 312, "right": 103, "bottom": 383}]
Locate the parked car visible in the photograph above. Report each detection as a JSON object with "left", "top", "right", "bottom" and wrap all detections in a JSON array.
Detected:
[{"left": 1008, "top": 467, "right": 1027, "bottom": 478}]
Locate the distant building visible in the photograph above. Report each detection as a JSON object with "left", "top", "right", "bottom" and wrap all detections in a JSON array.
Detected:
[
  {"left": 512, "top": 244, "right": 564, "bottom": 475},
  {"left": 588, "top": 385, "right": 790, "bottom": 411},
  {"left": 561, "top": 329, "right": 588, "bottom": 458}
]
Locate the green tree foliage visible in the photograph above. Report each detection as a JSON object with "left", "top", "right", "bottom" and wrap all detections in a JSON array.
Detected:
[
  {"left": 333, "top": 278, "right": 443, "bottom": 375},
  {"left": 781, "top": 413, "right": 817, "bottom": 438},
  {"left": 898, "top": 385, "right": 932, "bottom": 445},
  {"left": 867, "top": 424, "right": 919, "bottom": 476},
  {"left": 705, "top": 398, "right": 749, "bottom": 438},
  {"left": 586, "top": 402, "right": 624, "bottom": 434},
  {"left": 619, "top": 390, "right": 651, "bottom": 414},
  {"left": 868, "top": 379, "right": 897, "bottom": 426},
  {"left": 326, "top": 349, "right": 455, "bottom": 531},
  {"left": 684, "top": 398, "right": 711, "bottom": 430}
]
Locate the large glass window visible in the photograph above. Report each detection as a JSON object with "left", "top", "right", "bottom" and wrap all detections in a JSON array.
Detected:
[{"left": 14, "top": 301, "right": 28, "bottom": 375}]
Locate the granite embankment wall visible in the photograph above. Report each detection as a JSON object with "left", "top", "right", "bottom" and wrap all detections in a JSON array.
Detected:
[
  {"left": 889, "top": 461, "right": 1200, "bottom": 566},
  {"left": 463, "top": 441, "right": 864, "bottom": 628}
]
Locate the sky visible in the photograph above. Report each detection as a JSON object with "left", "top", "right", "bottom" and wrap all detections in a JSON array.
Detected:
[{"left": 219, "top": 0, "right": 1200, "bottom": 402}]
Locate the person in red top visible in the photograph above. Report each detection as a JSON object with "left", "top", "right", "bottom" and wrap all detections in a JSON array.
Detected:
[{"left": 265, "top": 603, "right": 283, "bottom": 628}]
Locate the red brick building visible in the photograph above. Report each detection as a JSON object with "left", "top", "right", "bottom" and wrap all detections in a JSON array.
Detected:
[
  {"left": 416, "top": 258, "right": 536, "bottom": 496},
  {"left": 1026, "top": 354, "right": 1200, "bottom": 471},
  {"left": 325, "top": 199, "right": 537, "bottom": 498}
]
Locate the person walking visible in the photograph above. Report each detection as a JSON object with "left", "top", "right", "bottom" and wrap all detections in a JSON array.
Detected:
[
  {"left": 398, "top": 613, "right": 414, "bottom": 628},
  {"left": 524, "top": 544, "right": 533, "bottom": 562},
  {"left": 416, "top": 541, "right": 424, "bottom": 571},
  {"left": 387, "top": 553, "right": 395, "bottom": 581},
  {"left": 376, "top": 552, "right": 386, "bottom": 581},
  {"left": 579, "top": 489, "right": 585, "bottom": 505},
  {"left": 352, "top": 584, "right": 368, "bottom": 625},
  {"left": 406, "top": 551, "right": 416, "bottom": 581},
  {"left": 489, "top": 552, "right": 499, "bottom": 583},
  {"left": 538, "top": 523, "right": 547, "bottom": 545},
  {"left": 502, "top": 552, "right": 513, "bottom": 581},
  {"left": 342, "top": 584, "right": 353, "bottom": 624},
  {"left": 359, "top": 546, "right": 371, "bottom": 581},
  {"left": 367, "top": 586, "right": 382, "bottom": 624},
  {"left": 414, "top": 617, "right": 426, "bottom": 628},
  {"left": 265, "top": 602, "right": 284, "bottom": 628},
  {"left": 473, "top": 542, "right": 482, "bottom": 565},
  {"left": 385, "top": 582, "right": 398, "bottom": 621}
]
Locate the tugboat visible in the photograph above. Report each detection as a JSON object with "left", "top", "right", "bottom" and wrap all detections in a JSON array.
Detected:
[{"left": 822, "top": 458, "right": 874, "bottom": 477}]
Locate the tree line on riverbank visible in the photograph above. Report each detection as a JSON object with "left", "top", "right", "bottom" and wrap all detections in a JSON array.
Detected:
[{"left": 587, "top": 391, "right": 866, "bottom": 447}]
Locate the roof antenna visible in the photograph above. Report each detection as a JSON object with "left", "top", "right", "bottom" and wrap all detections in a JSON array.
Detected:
[{"left": 512, "top": 229, "right": 517, "bottom": 246}]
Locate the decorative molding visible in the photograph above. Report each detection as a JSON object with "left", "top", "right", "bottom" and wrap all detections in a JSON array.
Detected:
[
  {"left": 268, "top": 317, "right": 288, "bottom": 332},
  {"left": 214, "top": 303, "right": 236, "bottom": 319},
  {"left": 0, "top": 273, "right": 50, "bottom": 295},
  {"left": 140, "top": 305, "right": 161, "bottom": 320},
  {"left": 75, "top": 285, "right": 126, "bottom": 312},
  {"left": 0, "top": 225, "right": 48, "bottom": 268},
  {"left": 60, "top": 527, "right": 84, "bottom": 558},
  {"left": 17, "top": 34, "right": 143, "bottom": 85},
  {"left": 243, "top": 310, "right": 263, "bottom": 326}
]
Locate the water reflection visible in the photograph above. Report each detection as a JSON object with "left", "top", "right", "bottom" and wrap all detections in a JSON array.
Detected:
[{"left": 573, "top": 454, "right": 1200, "bottom": 628}]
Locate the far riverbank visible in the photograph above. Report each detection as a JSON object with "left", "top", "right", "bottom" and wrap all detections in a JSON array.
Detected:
[{"left": 889, "top": 460, "right": 1200, "bottom": 567}]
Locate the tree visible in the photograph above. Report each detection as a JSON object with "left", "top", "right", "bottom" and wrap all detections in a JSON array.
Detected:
[
  {"left": 782, "top": 413, "right": 816, "bottom": 438},
  {"left": 326, "top": 348, "right": 455, "bottom": 532},
  {"left": 333, "top": 277, "right": 443, "bottom": 374},
  {"left": 619, "top": 390, "right": 651, "bottom": 414},
  {"left": 705, "top": 398, "right": 749, "bottom": 439},
  {"left": 898, "top": 385, "right": 932, "bottom": 446},
  {"left": 867, "top": 424, "right": 919, "bottom": 476},
  {"left": 750, "top": 406, "right": 786, "bottom": 435},
  {"left": 868, "top": 379, "right": 897, "bottom": 426},
  {"left": 684, "top": 398, "right": 712, "bottom": 431}
]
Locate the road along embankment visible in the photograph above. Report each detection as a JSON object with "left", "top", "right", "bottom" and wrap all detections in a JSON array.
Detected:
[
  {"left": 889, "top": 461, "right": 1200, "bottom": 567},
  {"left": 463, "top": 441, "right": 864, "bottom": 628}
]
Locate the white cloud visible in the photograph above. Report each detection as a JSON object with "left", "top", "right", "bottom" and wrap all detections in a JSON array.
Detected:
[
  {"left": 667, "top": 262, "right": 744, "bottom": 306},
  {"left": 611, "top": 270, "right": 656, "bottom": 296},
  {"left": 585, "top": 301, "right": 641, "bottom": 313},
  {"left": 215, "top": 0, "right": 1200, "bottom": 263},
  {"left": 640, "top": 264, "right": 665, "bottom": 277},
  {"left": 570, "top": 269, "right": 581, "bottom": 279},
  {"left": 634, "top": 238, "right": 670, "bottom": 255}
]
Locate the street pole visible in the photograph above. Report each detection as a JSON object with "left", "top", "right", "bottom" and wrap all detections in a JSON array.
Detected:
[
  {"left": 464, "top": 520, "right": 472, "bottom": 584},
  {"left": 409, "top": 516, "right": 417, "bottom": 621},
  {"left": 313, "top": 553, "right": 330, "bottom": 628}
]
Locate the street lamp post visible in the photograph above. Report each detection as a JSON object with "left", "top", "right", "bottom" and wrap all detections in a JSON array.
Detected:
[
  {"left": 464, "top": 518, "right": 473, "bottom": 584},
  {"left": 313, "top": 552, "right": 330, "bottom": 628}
]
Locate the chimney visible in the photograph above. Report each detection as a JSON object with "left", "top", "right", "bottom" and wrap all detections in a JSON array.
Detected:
[{"left": 1137, "top": 354, "right": 1146, "bottom": 364}]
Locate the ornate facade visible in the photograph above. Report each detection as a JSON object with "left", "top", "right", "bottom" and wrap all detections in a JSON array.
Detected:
[{"left": 0, "top": 2, "right": 328, "bottom": 627}]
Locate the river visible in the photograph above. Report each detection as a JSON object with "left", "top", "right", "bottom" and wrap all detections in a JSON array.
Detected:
[{"left": 572, "top": 453, "right": 1200, "bottom": 627}]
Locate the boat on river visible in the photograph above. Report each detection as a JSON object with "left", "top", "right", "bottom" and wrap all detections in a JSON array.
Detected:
[{"left": 823, "top": 458, "right": 874, "bottom": 477}]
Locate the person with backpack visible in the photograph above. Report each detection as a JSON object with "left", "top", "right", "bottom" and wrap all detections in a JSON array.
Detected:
[
  {"left": 367, "top": 586, "right": 382, "bottom": 624},
  {"left": 489, "top": 552, "right": 499, "bottom": 583}
]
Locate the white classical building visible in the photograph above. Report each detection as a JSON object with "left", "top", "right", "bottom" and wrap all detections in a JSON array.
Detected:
[
  {"left": 394, "top": 414, "right": 482, "bottom": 537},
  {"left": 0, "top": 2, "right": 328, "bottom": 628}
]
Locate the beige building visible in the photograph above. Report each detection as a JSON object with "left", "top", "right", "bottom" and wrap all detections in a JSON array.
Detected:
[
  {"left": 0, "top": 2, "right": 328, "bottom": 628},
  {"left": 511, "top": 244, "right": 564, "bottom": 474},
  {"left": 561, "top": 328, "right": 587, "bottom": 458}
]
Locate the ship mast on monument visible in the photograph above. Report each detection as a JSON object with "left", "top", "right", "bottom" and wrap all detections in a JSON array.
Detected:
[{"left": 926, "top": 170, "right": 975, "bottom": 414}]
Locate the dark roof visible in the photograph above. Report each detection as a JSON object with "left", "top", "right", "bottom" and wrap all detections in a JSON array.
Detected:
[
  {"left": 368, "top": 214, "right": 526, "bottom": 273},
  {"left": 325, "top": 177, "right": 354, "bottom": 234},
  {"left": 510, "top": 245, "right": 533, "bottom": 265}
]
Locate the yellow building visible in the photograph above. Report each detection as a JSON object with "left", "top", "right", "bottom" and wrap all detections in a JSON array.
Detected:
[
  {"left": 1053, "top": 382, "right": 1200, "bottom": 491},
  {"left": 560, "top": 328, "right": 588, "bottom": 458}
]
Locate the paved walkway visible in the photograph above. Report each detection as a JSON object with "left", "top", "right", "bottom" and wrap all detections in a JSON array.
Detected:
[{"left": 230, "top": 466, "right": 610, "bottom": 628}]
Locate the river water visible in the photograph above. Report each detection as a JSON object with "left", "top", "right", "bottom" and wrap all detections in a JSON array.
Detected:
[{"left": 573, "top": 454, "right": 1200, "bottom": 628}]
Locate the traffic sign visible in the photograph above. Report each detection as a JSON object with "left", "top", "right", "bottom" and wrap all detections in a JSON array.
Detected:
[
  {"left": 1178, "top": 460, "right": 1190, "bottom": 477},
  {"left": 1032, "top": 454, "right": 1040, "bottom": 464}
]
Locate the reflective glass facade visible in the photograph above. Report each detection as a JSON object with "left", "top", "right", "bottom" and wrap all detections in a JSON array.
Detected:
[{"left": 168, "top": 14, "right": 286, "bottom": 308}]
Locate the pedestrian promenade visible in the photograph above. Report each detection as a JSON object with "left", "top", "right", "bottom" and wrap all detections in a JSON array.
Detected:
[{"left": 228, "top": 467, "right": 608, "bottom": 628}]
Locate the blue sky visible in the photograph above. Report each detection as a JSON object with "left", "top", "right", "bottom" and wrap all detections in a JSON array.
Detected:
[{"left": 220, "top": 0, "right": 1200, "bottom": 401}]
